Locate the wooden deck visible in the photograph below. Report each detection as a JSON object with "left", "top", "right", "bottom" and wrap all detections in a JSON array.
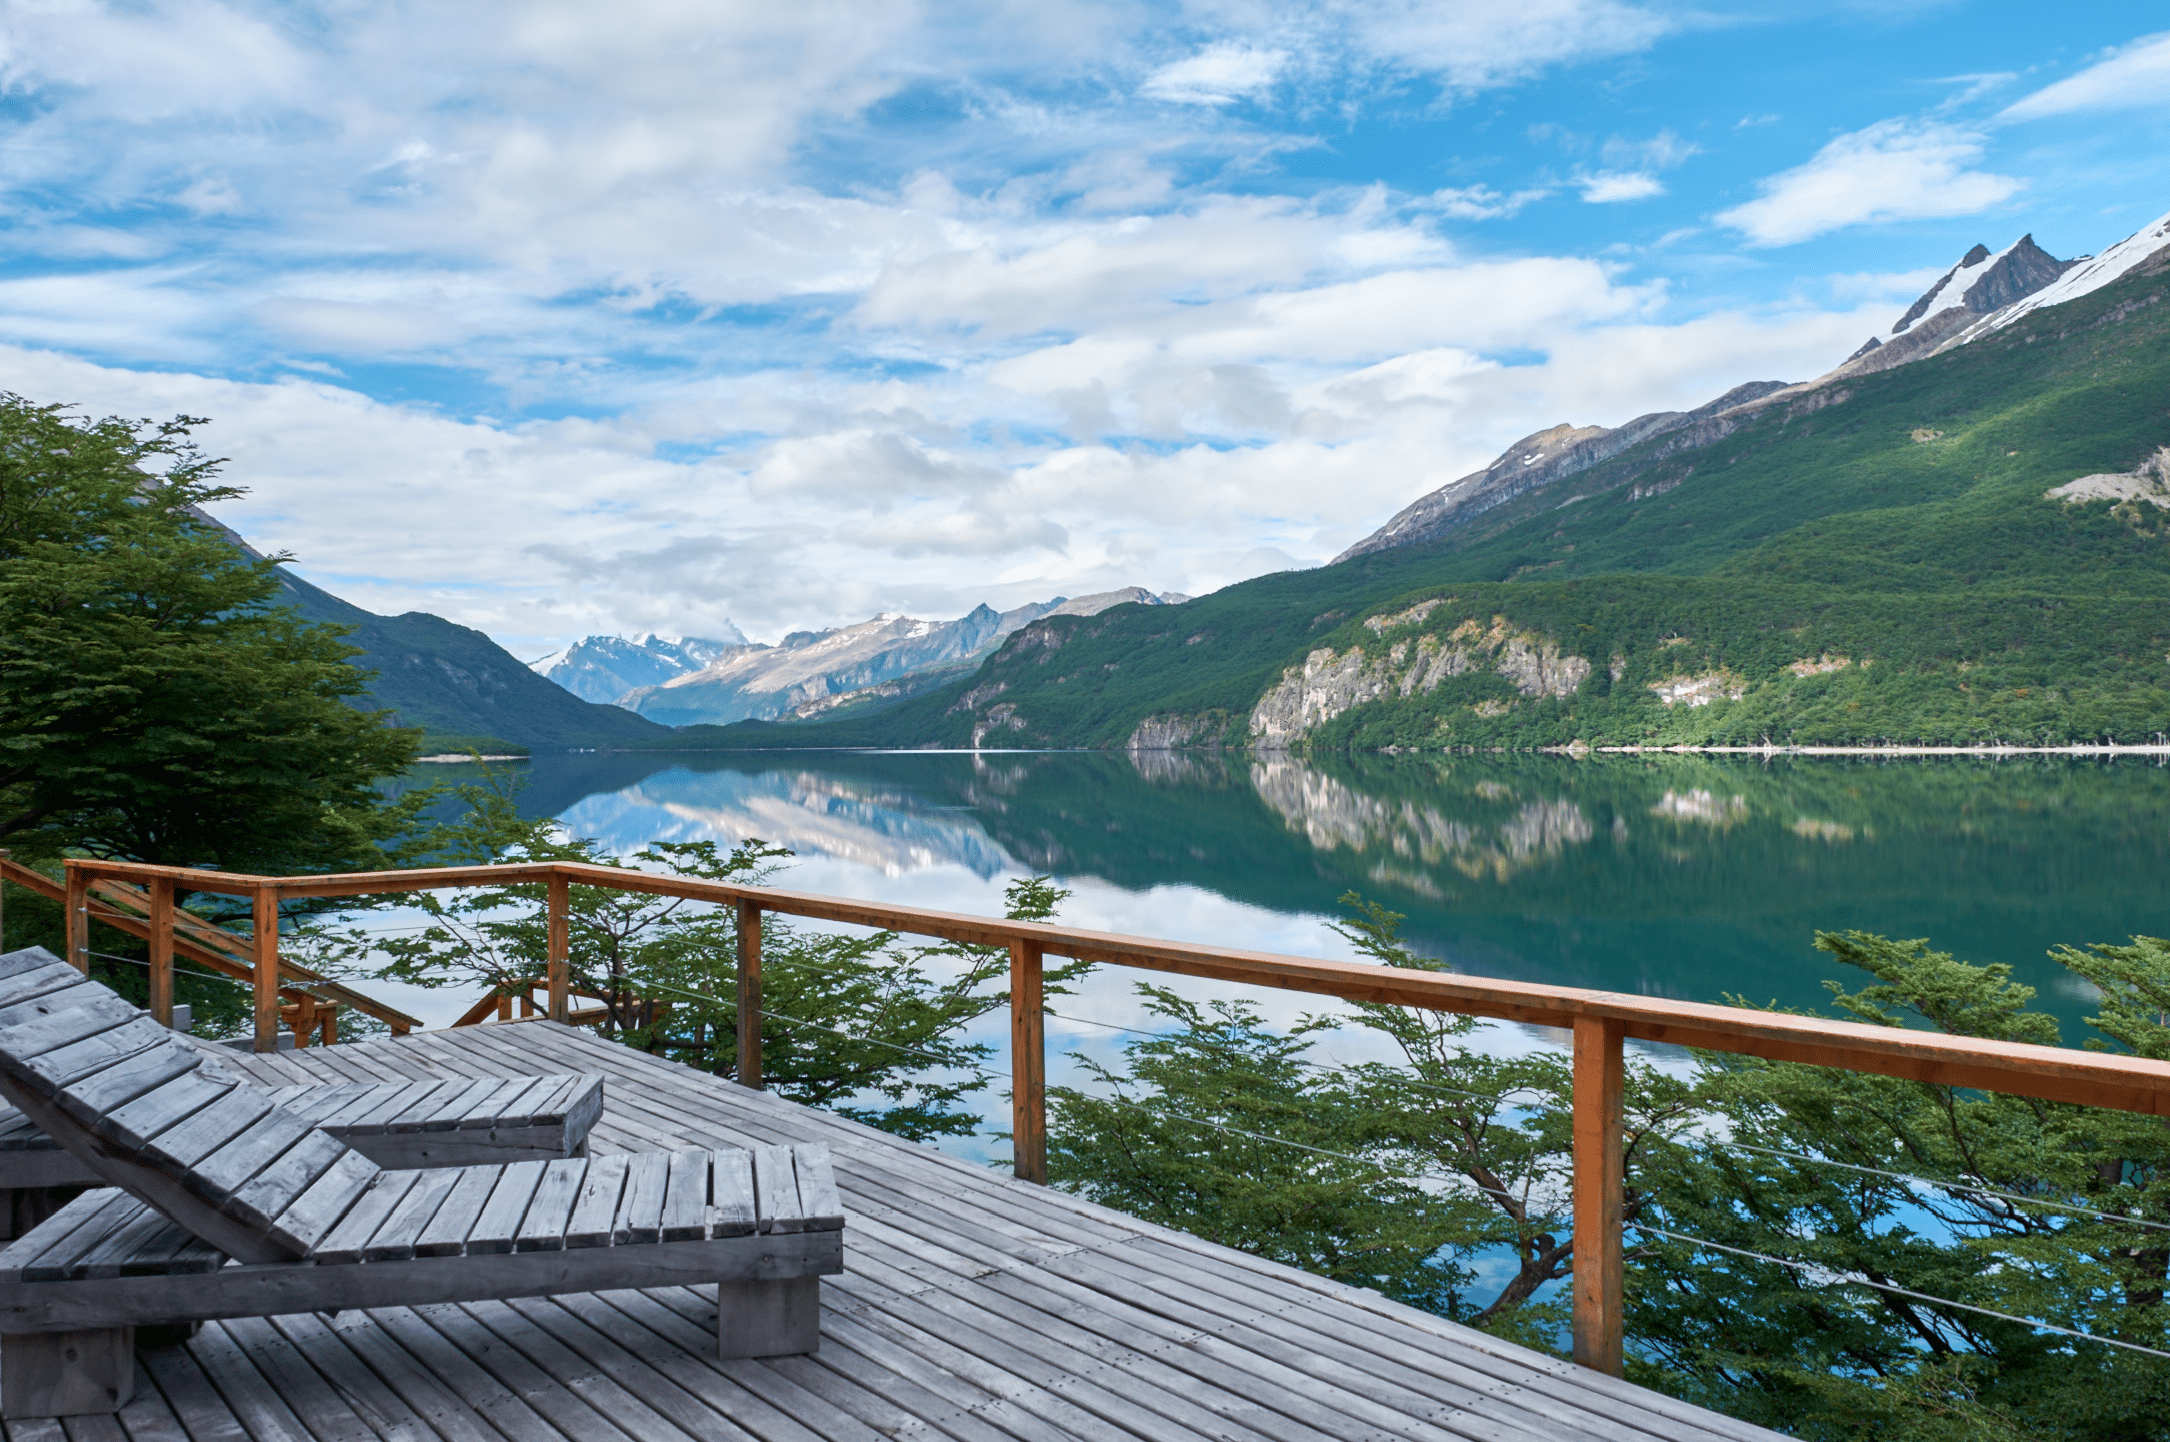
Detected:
[{"left": 4, "top": 1022, "right": 1782, "bottom": 1442}]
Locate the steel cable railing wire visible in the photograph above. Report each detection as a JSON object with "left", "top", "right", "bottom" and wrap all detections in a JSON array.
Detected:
[
  {"left": 1716, "top": 1140, "right": 2170, "bottom": 1234},
  {"left": 1631, "top": 1223, "right": 2170, "bottom": 1361}
]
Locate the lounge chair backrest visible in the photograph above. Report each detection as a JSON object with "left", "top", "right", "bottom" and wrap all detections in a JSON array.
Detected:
[{"left": 0, "top": 948, "right": 380, "bottom": 1263}]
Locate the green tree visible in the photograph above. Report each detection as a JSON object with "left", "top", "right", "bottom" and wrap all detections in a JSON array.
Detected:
[
  {"left": 360, "top": 767, "right": 1084, "bottom": 1140},
  {"left": 0, "top": 393, "right": 420, "bottom": 871},
  {"left": 1631, "top": 932, "right": 2170, "bottom": 1441}
]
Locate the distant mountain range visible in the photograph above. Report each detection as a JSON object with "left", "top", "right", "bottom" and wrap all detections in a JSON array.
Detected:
[
  {"left": 532, "top": 588, "right": 1188, "bottom": 727},
  {"left": 657, "top": 201, "right": 2170, "bottom": 754},
  {"left": 1337, "top": 214, "right": 2170, "bottom": 565}
]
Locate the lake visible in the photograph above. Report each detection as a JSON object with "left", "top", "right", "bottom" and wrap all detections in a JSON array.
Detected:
[{"left": 387, "top": 748, "right": 2170, "bottom": 1157}]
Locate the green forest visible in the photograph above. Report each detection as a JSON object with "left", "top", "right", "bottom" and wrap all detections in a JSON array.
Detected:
[{"left": 662, "top": 244, "right": 2170, "bottom": 753}]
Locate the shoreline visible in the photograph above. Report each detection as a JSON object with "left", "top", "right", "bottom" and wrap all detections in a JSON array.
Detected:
[{"left": 1585, "top": 743, "right": 2170, "bottom": 758}]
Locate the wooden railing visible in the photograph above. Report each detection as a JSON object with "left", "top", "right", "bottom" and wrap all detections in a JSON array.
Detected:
[
  {"left": 45, "top": 856, "right": 2170, "bottom": 1376},
  {"left": 1, "top": 856, "right": 422, "bottom": 1039}
]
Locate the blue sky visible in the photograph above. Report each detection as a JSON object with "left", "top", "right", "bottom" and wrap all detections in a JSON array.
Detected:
[{"left": 4, "top": 1, "right": 2169, "bottom": 650}]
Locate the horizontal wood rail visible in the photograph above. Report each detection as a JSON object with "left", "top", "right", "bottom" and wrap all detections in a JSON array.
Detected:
[
  {"left": 3, "top": 859, "right": 421, "bottom": 1038},
  {"left": 44, "top": 855, "right": 2170, "bottom": 1378}
]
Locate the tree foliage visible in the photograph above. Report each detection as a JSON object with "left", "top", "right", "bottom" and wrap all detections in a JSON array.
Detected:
[
  {"left": 357, "top": 768, "right": 1085, "bottom": 1140},
  {"left": 0, "top": 393, "right": 420, "bottom": 870},
  {"left": 1046, "top": 899, "right": 2170, "bottom": 1440}
]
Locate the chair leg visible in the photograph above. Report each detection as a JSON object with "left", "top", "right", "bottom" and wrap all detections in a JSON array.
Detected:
[
  {"left": 2, "top": 1328, "right": 135, "bottom": 1417},
  {"left": 716, "top": 1277, "right": 819, "bottom": 1358}
]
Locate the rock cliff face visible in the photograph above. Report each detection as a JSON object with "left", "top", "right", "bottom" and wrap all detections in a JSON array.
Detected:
[{"left": 1248, "top": 612, "right": 1591, "bottom": 748}]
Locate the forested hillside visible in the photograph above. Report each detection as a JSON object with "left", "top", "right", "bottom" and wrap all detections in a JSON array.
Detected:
[{"left": 654, "top": 236, "right": 2170, "bottom": 753}]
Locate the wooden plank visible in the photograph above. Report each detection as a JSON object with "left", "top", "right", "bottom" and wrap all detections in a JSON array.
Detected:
[
  {"left": 463, "top": 1160, "right": 547, "bottom": 1255},
  {"left": 409, "top": 1077, "right": 504, "bottom": 1133},
  {"left": 266, "top": 1309, "right": 508, "bottom": 1442},
  {"left": 792, "top": 1145, "right": 845, "bottom": 1231},
  {"left": 412, "top": 1166, "right": 501, "bottom": 1258},
  {"left": 139, "top": 1088, "right": 272, "bottom": 1173},
  {"left": 338, "top": 1079, "right": 451, "bottom": 1136},
  {"left": 0, "top": 955, "right": 79, "bottom": 1003},
  {"left": 613, "top": 1150, "right": 670, "bottom": 1244},
  {"left": 222, "top": 1313, "right": 426, "bottom": 1442},
  {"left": 710, "top": 1149, "right": 756, "bottom": 1238},
  {"left": 562, "top": 1154, "right": 628, "bottom": 1249},
  {"left": 659, "top": 1150, "right": 708, "bottom": 1242},
  {"left": 0, "top": 985, "right": 125, "bottom": 1034},
  {"left": 482, "top": 1075, "right": 564, "bottom": 1130},
  {"left": 254, "top": 1148, "right": 379, "bottom": 1255},
  {"left": 184, "top": 1107, "right": 314, "bottom": 1201},
  {"left": 0, "top": 1230, "right": 841, "bottom": 1332},
  {"left": 62, "top": 1045, "right": 201, "bottom": 1127},
  {"left": 1009, "top": 939, "right": 1046, "bottom": 1185},
  {"left": 736, "top": 901, "right": 762, "bottom": 1090},
  {"left": 277, "top": 1081, "right": 371, "bottom": 1127},
  {"left": 0, "top": 1010, "right": 155, "bottom": 1081},
  {"left": 357, "top": 1302, "right": 620, "bottom": 1442},
  {"left": 515, "top": 1075, "right": 587, "bottom": 1126},
  {"left": 513, "top": 1157, "right": 585, "bottom": 1252},
  {"left": 228, "top": 1129, "right": 352, "bottom": 1233},
  {"left": 68, "top": 1202, "right": 174, "bottom": 1280},
  {"left": 100, "top": 1072, "right": 239, "bottom": 1154},
  {"left": 116, "top": 1221, "right": 222, "bottom": 1278},
  {"left": 361, "top": 1168, "right": 462, "bottom": 1262},
  {"left": 313, "top": 1170, "right": 419, "bottom": 1265},
  {"left": 556, "top": 1074, "right": 606, "bottom": 1150},
  {"left": 4, "top": 1191, "right": 139, "bottom": 1283},
  {"left": 1572, "top": 1015, "right": 1625, "bottom": 1378},
  {"left": 750, "top": 1144, "right": 802, "bottom": 1233},
  {"left": 310, "top": 1081, "right": 408, "bottom": 1133}
]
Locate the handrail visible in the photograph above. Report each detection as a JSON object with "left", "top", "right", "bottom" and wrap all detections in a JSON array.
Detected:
[
  {"left": 2, "top": 857, "right": 421, "bottom": 1034},
  {"left": 53, "top": 855, "right": 2170, "bottom": 1378}
]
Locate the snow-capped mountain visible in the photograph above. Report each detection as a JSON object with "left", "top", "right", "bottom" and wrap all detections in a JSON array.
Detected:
[
  {"left": 539, "top": 588, "right": 1187, "bottom": 726},
  {"left": 529, "top": 629, "right": 751, "bottom": 704},
  {"left": 1338, "top": 204, "right": 2170, "bottom": 562}
]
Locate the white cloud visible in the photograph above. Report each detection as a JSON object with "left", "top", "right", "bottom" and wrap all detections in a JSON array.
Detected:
[
  {"left": 2000, "top": 32, "right": 2170, "bottom": 120},
  {"left": 1717, "top": 119, "right": 2023, "bottom": 246},
  {"left": 1341, "top": 0, "right": 1673, "bottom": 90},
  {"left": 1418, "top": 185, "right": 1551, "bottom": 220},
  {"left": 1141, "top": 43, "right": 1286, "bottom": 105},
  {"left": 1579, "top": 172, "right": 1664, "bottom": 203}
]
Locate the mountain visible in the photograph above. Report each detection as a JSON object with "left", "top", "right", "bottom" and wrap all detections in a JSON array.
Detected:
[
  {"left": 1334, "top": 381, "right": 1792, "bottom": 562},
  {"left": 629, "top": 201, "right": 2170, "bottom": 755},
  {"left": 261, "top": 567, "right": 673, "bottom": 753},
  {"left": 1337, "top": 227, "right": 2099, "bottom": 565},
  {"left": 551, "top": 587, "right": 1188, "bottom": 726},
  {"left": 530, "top": 631, "right": 750, "bottom": 704}
]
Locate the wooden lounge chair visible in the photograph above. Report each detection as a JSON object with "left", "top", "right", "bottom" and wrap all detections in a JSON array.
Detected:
[
  {"left": 0, "top": 1066, "right": 609, "bottom": 1191},
  {"left": 0, "top": 948, "right": 844, "bottom": 1417}
]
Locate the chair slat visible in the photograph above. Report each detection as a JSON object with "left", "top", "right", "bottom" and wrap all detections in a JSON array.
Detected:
[
  {"left": 267, "top": 1147, "right": 381, "bottom": 1253},
  {"left": 562, "top": 1153, "right": 628, "bottom": 1249},
  {"left": 509, "top": 1076, "right": 581, "bottom": 1127},
  {"left": 514, "top": 1157, "right": 587, "bottom": 1252},
  {"left": 750, "top": 1144, "right": 802, "bottom": 1233},
  {"left": 22, "top": 1190, "right": 143, "bottom": 1282},
  {"left": 16, "top": 1016, "right": 169, "bottom": 1093},
  {"left": 614, "top": 1149, "right": 670, "bottom": 1244},
  {"left": 71, "top": 1202, "right": 174, "bottom": 1280},
  {"left": 187, "top": 1107, "right": 315, "bottom": 1202},
  {"left": 98, "top": 1070, "right": 237, "bottom": 1153},
  {"left": 0, "top": 1000, "right": 135, "bottom": 1066},
  {"left": 464, "top": 1159, "right": 548, "bottom": 1254},
  {"left": 142, "top": 1088, "right": 271, "bottom": 1171},
  {"left": 0, "top": 1191, "right": 130, "bottom": 1283},
  {"left": 0, "top": 957, "right": 88, "bottom": 1011},
  {"left": 362, "top": 1168, "right": 461, "bottom": 1262},
  {"left": 488, "top": 1075, "right": 565, "bottom": 1129},
  {"left": 413, "top": 1165, "right": 501, "bottom": 1257},
  {"left": 62, "top": 1044, "right": 201, "bottom": 1127},
  {"left": 406, "top": 1077, "right": 498, "bottom": 1133},
  {"left": 314, "top": 1170, "right": 420, "bottom": 1265},
  {"left": 792, "top": 1145, "right": 845, "bottom": 1231},
  {"left": 709, "top": 1149, "right": 756, "bottom": 1238},
  {"left": 230, "top": 1130, "right": 354, "bottom": 1233},
  {"left": 340, "top": 1079, "right": 449, "bottom": 1136},
  {"left": 659, "top": 1150, "right": 709, "bottom": 1242},
  {"left": 0, "top": 986, "right": 131, "bottom": 1034}
]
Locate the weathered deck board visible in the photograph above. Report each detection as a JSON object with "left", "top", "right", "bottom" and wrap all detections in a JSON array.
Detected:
[{"left": 0, "top": 1021, "right": 1785, "bottom": 1442}]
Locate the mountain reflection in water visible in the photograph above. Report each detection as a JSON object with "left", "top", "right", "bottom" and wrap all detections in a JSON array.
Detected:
[{"left": 427, "top": 749, "right": 2170, "bottom": 1030}]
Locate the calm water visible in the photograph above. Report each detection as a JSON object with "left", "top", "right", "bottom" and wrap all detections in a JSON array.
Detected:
[{"left": 402, "top": 749, "right": 2170, "bottom": 1047}]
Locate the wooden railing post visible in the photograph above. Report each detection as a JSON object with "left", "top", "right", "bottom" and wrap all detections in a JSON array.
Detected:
[
  {"left": 1572, "top": 1015, "right": 1626, "bottom": 1376},
  {"left": 252, "top": 886, "right": 280, "bottom": 1054},
  {"left": 146, "top": 877, "right": 175, "bottom": 1027},
  {"left": 63, "top": 862, "right": 90, "bottom": 975},
  {"left": 736, "top": 901, "right": 763, "bottom": 1091},
  {"left": 0, "top": 847, "right": 11, "bottom": 952},
  {"left": 1010, "top": 940, "right": 1046, "bottom": 1184},
  {"left": 546, "top": 873, "right": 570, "bottom": 1023}
]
